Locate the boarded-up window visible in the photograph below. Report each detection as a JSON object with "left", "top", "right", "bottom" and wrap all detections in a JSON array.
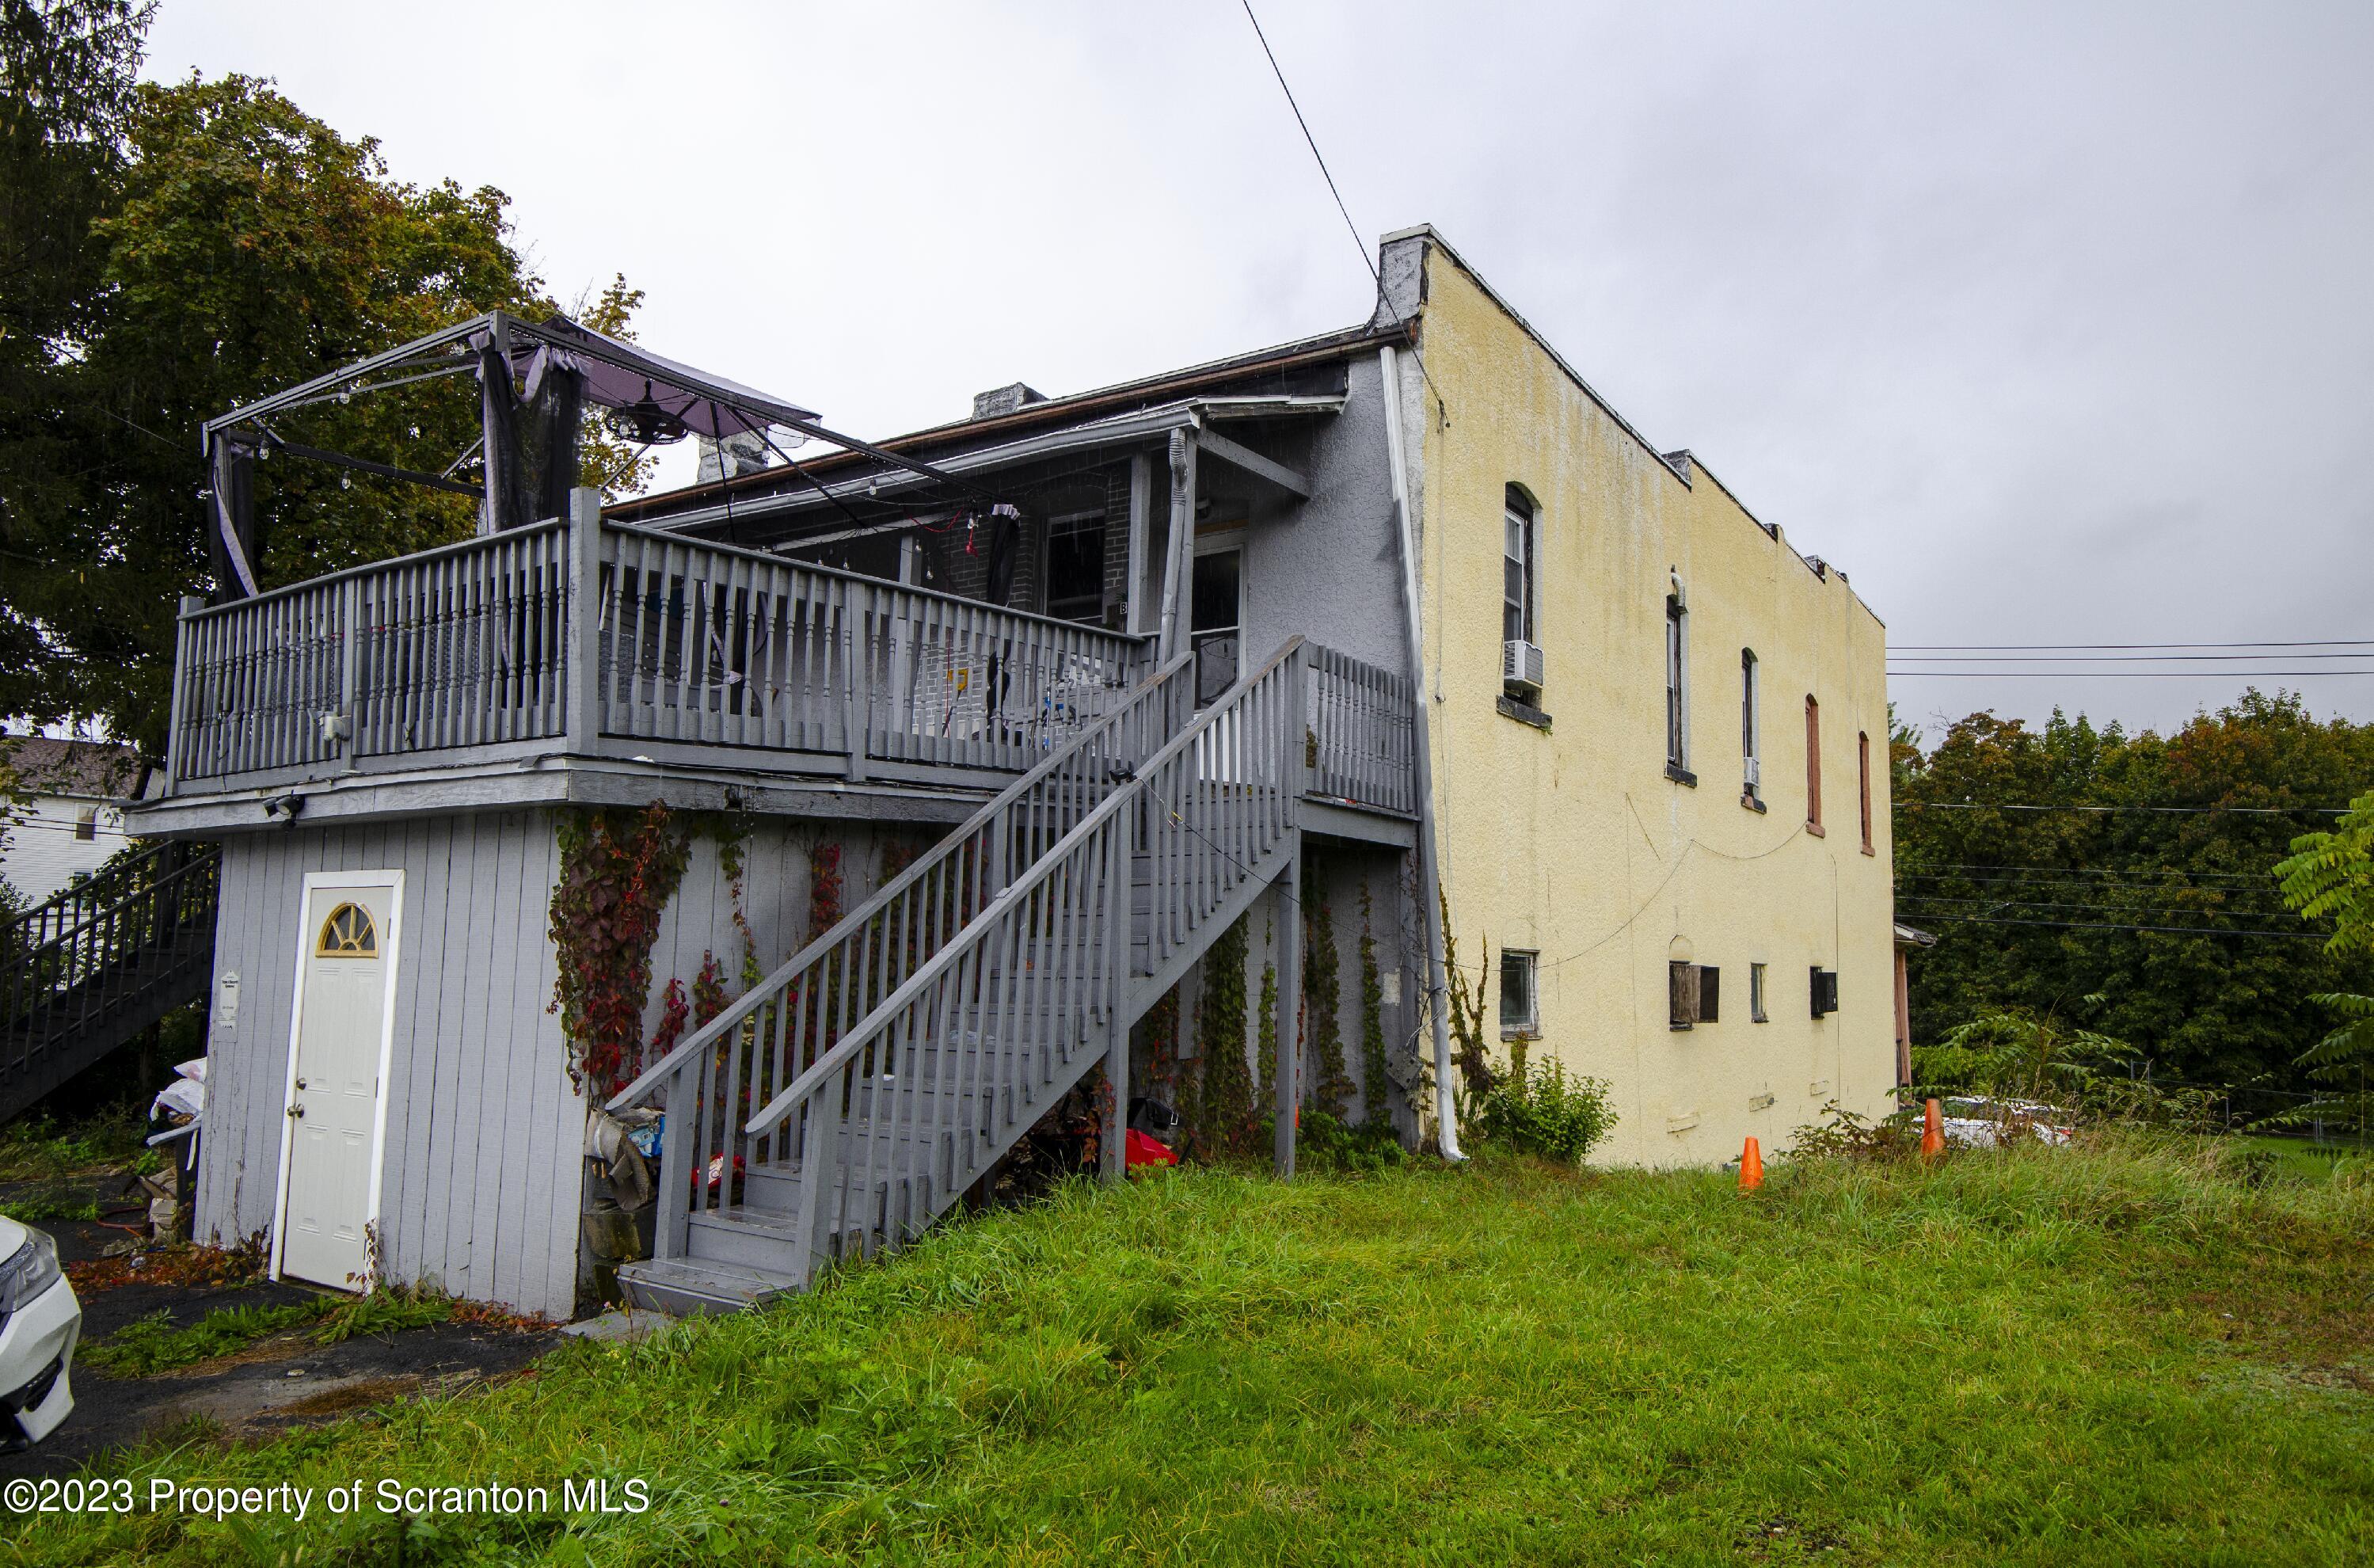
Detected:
[
  {"left": 1669, "top": 962, "right": 1718, "bottom": 1027},
  {"left": 1809, "top": 966, "right": 1839, "bottom": 1018},
  {"left": 1805, "top": 695, "right": 1824, "bottom": 833}
]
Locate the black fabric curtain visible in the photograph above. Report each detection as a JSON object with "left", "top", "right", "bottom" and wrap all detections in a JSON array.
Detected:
[{"left": 206, "top": 435, "right": 260, "bottom": 601}]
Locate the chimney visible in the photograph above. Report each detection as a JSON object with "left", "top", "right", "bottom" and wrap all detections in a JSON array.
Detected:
[{"left": 971, "top": 382, "right": 1047, "bottom": 421}]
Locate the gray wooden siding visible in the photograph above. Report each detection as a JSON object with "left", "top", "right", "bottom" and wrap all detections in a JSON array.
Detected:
[
  {"left": 195, "top": 813, "right": 584, "bottom": 1319},
  {"left": 196, "top": 812, "right": 924, "bottom": 1318}
]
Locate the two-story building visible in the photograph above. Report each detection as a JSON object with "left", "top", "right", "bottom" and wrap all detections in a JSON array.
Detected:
[{"left": 109, "top": 224, "right": 1893, "bottom": 1317}]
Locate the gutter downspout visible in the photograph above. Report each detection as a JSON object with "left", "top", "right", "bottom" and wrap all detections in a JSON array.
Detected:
[{"left": 1379, "top": 345, "right": 1463, "bottom": 1162}]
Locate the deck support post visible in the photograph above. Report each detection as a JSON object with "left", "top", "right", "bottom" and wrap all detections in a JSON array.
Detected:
[
  {"left": 1272, "top": 852, "right": 1302, "bottom": 1179},
  {"left": 1100, "top": 816, "right": 1131, "bottom": 1183},
  {"left": 655, "top": 1067, "right": 694, "bottom": 1261},
  {"left": 566, "top": 487, "right": 603, "bottom": 756},
  {"left": 1155, "top": 429, "right": 1197, "bottom": 664}
]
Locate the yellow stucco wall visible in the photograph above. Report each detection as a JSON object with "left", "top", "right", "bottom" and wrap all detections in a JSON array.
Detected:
[{"left": 1404, "top": 238, "right": 1894, "bottom": 1167}]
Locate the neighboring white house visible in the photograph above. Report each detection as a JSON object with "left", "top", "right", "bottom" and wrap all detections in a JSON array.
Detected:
[{"left": 1, "top": 737, "right": 148, "bottom": 905}]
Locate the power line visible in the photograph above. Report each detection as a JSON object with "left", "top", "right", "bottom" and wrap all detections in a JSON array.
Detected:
[
  {"left": 1889, "top": 669, "right": 2374, "bottom": 678},
  {"left": 1899, "top": 873, "right": 2279, "bottom": 896},
  {"left": 1892, "top": 650, "right": 2374, "bottom": 663},
  {"left": 1910, "top": 914, "right": 2329, "bottom": 942},
  {"left": 1239, "top": 1, "right": 1379, "bottom": 295},
  {"left": 1896, "top": 801, "right": 2347, "bottom": 816},
  {"left": 1902, "top": 862, "right": 2276, "bottom": 882},
  {"left": 1893, "top": 640, "right": 2374, "bottom": 651},
  {"left": 1899, "top": 892, "right": 2296, "bottom": 919}
]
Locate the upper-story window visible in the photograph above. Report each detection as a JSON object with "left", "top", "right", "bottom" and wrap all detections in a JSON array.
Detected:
[
  {"left": 1741, "top": 649, "right": 1761, "bottom": 802},
  {"left": 1805, "top": 695, "right": 1824, "bottom": 834},
  {"left": 1859, "top": 731, "right": 1875, "bottom": 854},
  {"left": 1503, "top": 488, "right": 1536, "bottom": 645},
  {"left": 1664, "top": 592, "right": 1689, "bottom": 772}
]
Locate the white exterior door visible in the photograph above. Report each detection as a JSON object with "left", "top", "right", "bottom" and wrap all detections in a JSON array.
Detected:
[{"left": 277, "top": 878, "right": 398, "bottom": 1290}]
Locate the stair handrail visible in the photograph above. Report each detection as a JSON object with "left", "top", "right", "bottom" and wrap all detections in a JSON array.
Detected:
[
  {"left": 3, "top": 843, "right": 219, "bottom": 995},
  {"left": 6, "top": 840, "right": 182, "bottom": 949},
  {"left": 741, "top": 634, "right": 1308, "bottom": 1141},
  {"left": 605, "top": 649, "right": 1196, "bottom": 1113}
]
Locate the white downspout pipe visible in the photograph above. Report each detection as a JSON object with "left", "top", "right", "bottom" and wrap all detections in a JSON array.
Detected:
[{"left": 1379, "top": 344, "right": 1463, "bottom": 1161}]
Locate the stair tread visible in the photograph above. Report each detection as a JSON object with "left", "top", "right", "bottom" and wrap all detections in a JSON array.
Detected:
[{"left": 617, "top": 1255, "right": 804, "bottom": 1307}]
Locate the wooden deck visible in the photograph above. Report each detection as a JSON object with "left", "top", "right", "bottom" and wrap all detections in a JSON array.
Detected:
[{"left": 146, "top": 500, "right": 1419, "bottom": 839}]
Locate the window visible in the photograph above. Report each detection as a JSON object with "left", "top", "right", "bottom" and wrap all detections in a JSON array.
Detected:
[
  {"left": 1503, "top": 489, "right": 1536, "bottom": 645},
  {"left": 1665, "top": 593, "right": 1689, "bottom": 773},
  {"left": 1805, "top": 695, "right": 1824, "bottom": 834},
  {"left": 1044, "top": 512, "right": 1106, "bottom": 623},
  {"left": 1500, "top": 949, "right": 1539, "bottom": 1037},
  {"left": 316, "top": 902, "right": 379, "bottom": 957},
  {"left": 1189, "top": 546, "right": 1242, "bottom": 706},
  {"left": 1668, "top": 962, "right": 1718, "bottom": 1028},
  {"left": 1858, "top": 731, "right": 1874, "bottom": 854},
  {"left": 1809, "top": 966, "right": 1838, "bottom": 1018},
  {"left": 1750, "top": 962, "right": 1768, "bottom": 1022},
  {"left": 73, "top": 807, "right": 97, "bottom": 842},
  {"left": 1741, "top": 649, "right": 1761, "bottom": 802}
]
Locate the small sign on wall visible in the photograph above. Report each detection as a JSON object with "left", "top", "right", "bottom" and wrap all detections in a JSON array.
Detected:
[{"left": 215, "top": 972, "right": 240, "bottom": 1033}]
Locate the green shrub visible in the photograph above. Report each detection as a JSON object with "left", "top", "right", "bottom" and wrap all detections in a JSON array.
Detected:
[
  {"left": 1295, "top": 1109, "right": 1407, "bottom": 1174},
  {"left": 1473, "top": 1056, "right": 1616, "bottom": 1163}
]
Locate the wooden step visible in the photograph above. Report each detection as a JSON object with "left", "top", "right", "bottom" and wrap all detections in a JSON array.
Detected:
[{"left": 617, "top": 1255, "right": 805, "bottom": 1315}]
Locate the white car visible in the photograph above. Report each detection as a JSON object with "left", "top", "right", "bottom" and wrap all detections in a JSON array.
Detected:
[{"left": 0, "top": 1216, "right": 79, "bottom": 1451}]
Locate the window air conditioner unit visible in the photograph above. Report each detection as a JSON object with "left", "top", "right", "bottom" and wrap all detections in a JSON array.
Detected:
[{"left": 1504, "top": 639, "right": 1545, "bottom": 693}]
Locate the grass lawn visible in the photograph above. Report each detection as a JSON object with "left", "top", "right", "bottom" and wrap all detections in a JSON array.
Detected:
[
  {"left": 2227, "top": 1132, "right": 2369, "bottom": 1186},
  {"left": 14, "top": 1136, "right": 2372, "bottom": 1566}
]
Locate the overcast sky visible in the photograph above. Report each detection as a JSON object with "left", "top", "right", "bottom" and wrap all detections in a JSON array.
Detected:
[{"left": 143, "top": 2, "right": 2374, "bottom": 740}]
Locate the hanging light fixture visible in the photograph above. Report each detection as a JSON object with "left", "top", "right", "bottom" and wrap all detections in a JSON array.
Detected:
[{"left": 604, "top": 379, "right": 688, "bottom": 446}]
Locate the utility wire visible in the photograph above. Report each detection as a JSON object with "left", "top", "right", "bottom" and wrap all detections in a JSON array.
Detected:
[
  {"left": 1896, "top": 801, "right": 2347, "bottom": 816},
  {"left": 1889, "top": 668, "right": 2374, "bottom": 678},
  {"left": 1239, "top": 0, "right": 1378, "bottom": 295},
  {"left": 1893, "top": 639, "right": 2374, "bottom": 651},
  {"left": 1902, "top": 862, "right": 2276, "bottom": 883},
  {"left": 1892, "top": 650, "right": 2374, "bottom": 663},
  {"left": 1899, "top": 892, "right": 2296, "bottom": 919},
  {"left": 1909, "top": 913, "right": 2330, "bottom": 942},
  {"left": 1237, "top": 0, "right": 1451, "bottom": 426}
]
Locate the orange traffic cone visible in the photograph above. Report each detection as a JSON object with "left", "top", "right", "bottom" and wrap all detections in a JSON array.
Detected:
[
  {"left": 1919, "top": 1098, "right": 1945, "bottom": 1160},
  {"left": 1738, "top": 1136, "right": 1763, "bottom": 1192}
]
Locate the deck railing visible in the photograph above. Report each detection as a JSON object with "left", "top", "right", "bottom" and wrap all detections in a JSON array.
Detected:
[
  {"left": 1306, "top": 645, "right": 1417, "bottom": 816},
  {"left": 166, "top": 506, "right": 1150, "bottom": 788},
  {"left": 2, "top": 841, "right": 219, "bottom": 1118}
]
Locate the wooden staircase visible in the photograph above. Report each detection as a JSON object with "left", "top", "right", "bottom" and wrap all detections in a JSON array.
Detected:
[
  {"left": 610, "top": 639, "right": 1316, "bottom": 1313},
  {"left": 1, "top": 841, "right": 220, "bottom": 1125}
]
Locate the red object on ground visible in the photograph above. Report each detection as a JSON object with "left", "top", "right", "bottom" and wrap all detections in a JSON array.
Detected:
[
  {"left": 1738, "top": 1136, "right": 1764, "bottom": 1192},
  {"left": 1124, "top": 1129, "right": 1178, "bottom": 1170},
  {"left": 1920, "top": 1098, "right": 1946, "bottom": 1160}
]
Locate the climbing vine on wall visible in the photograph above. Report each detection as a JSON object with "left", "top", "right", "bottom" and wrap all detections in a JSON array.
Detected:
[
  {"left": 691, "top": 951, "right": 730, "bottom": 1028},
  {"left": 808, "top": 837, "right": 845, "bottom": 943},
  {"left": 710, "top": 816, "right": 761, "bottom": 991},
  {"left": 1303, "top": 863, "right": 1352, "bottom": 1120},
  {"left": 1143, "top": 984, "right": 1182, "bottom": 1104},
  {"left": 549, "top": 803, "right": 691, "bottom": 1097},
  {"left": 1192, "top": 911, "right": 1255, "bottom": 1159},
  {"left": 1360, "top": 882, "right": 1390, "bottom": 1123}
]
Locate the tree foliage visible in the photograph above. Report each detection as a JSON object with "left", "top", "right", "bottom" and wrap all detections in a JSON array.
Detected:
[
  {"left": 1894, "top": 691, "right": 2374, "bottom": 1093},
  {"left": 1, "top": 9, "right": 638, "bottom": 754},
  {"left": 2272, "top": 788, "right": 2374, "bottom": 1130}
]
